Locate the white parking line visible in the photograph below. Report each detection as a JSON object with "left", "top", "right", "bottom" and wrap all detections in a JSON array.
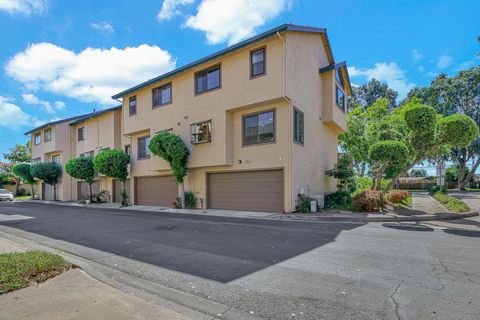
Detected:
[{"left": 0, "top": 214, "right": 34, "bottom": 222}]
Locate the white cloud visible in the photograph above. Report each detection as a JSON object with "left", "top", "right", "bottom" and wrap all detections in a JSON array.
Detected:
[
  {"left": 22, "top": 93, "right": 64, "bottom": 114},
  {"left": 158, "top": 0, "right": 195, "bottom": 20},
  {"left": 348, "top": 62, "right": 415, "bottom": 99},
  {"left": 0, "top": 96, "right": 40, "bottom": 129},
  {"left": 5, "top": 43, "right": 177, "bottom": 105},
  {"left": 90, "top": 21, "right": 115, "bottom": 35},
  {"left": 411, "top": 49, "right": 423, "bottom": 61},
  {"left": 0, "top": 0, "right": 47, "bottom": 15},
  {"left": 185, "top": 0, "right": 290, "bottom": 45},
  {"left": 437, "top": 54, "right": 453, "bottom": 69}
]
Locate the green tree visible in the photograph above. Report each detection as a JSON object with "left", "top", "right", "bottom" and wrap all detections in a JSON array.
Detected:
[
  {"left": 405, "top": 67, "right": 480, "bottom": 189},
  {"left": 12, "top": 163, "right": 36, "bottom": 199},
  {"left": 31, "top": 162, "right": 62, "bottom": 201},
  {"left": 349, "top": 79, "right": 398, "bottom": 111},
  {"left": 3, "top": 141, "right": 31, "bottom": 194},
  {"left": 408, "top": 168, "right": 427, "bottom": 177},
  {"left": 93, "top": 149, "right": 129, "bottom": 206},
  {"left": 149, "top": 131, "right": 190, "bottom": 208},
  {"left": 65, "top": 157, "right": 95, "bottom": 202},
  {"left": 369, "top": 141, "right": 409, "bottom": 190},
  {"left": 0, "top": 162, "right": 16, "bottom": 188},
  {"left": 325, "top": 154, "right": 356, "bottom": 192}
]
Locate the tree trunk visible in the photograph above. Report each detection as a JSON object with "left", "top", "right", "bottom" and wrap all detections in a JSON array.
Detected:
[
  {"left": 15, "top": 178, "right": 20, "bottom": 196},
  {"left": 457, "top": 150, "right": 467, "bottom": 189},
  {"left": 360, "top": 162, "right": 366, "bottom": 177},
  {"left": 374, "top": 164, "right": 387, "bottom": 190},
  {"left": 385, "top": 160, "right": 419, "bottom": 191},
  {"left": 89, "top": 182, "right": 93, "bottom": 203},
  {"left": 53, "top": 184, "right": 57, "bottom": 201},
  {"left": 30, "top": 184, "right": 35, "bottom": 200},
  {"left": 179, "top": 182, "right": 185, "bottom": 209},
  {"left": 121, "top": 180, "right": 128, "bottom": 206},
  {"left": 458, "top": 157, "right": 480, "bottom": 190}
]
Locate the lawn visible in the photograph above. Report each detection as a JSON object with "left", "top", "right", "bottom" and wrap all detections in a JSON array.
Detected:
[
  {"left": 0, "top": 251, "right": 72, "bottom": 294},
  {"left": 14, "top": 195, "right": 31, "bottom": 200},
  {"left": 432, "top": 192, "right": 471, "bottom": 213}
]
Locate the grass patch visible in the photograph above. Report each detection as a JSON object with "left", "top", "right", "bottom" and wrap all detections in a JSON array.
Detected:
[
  {"left": 14, "top": 195, "right": 31, "bottom": 200},
  {"left": 465, "top": 188, "right": 480, "bottom": 192},
  {"left": 0, "top": 251, "right": 71, "bottom": 294},
  {"left": 432, "top": 192, "right": 470, "bottom": 213}
]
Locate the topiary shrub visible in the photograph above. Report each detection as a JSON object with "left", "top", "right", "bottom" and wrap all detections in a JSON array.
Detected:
[
  {"left": 93, "top": 149, "right": 129, "bottom": 206},
  {"left": 65, "top": 157, "right": 95, "bottom": 202},
  {"left": 296, "top": 194, "right": 317, "bottom": 213},
  {"left": 12, "top": 163, "right": 35, "bottom": 200},
  {"left": 325, "top": 191, "right": 352, "bottom": 209},
  {"left": 352, "top": 190, "right": 384, "bottom": 212},
  {"left": 30, "top": 162, "right": 62, "bottom": 201},
  {"left": 436, "top": 113, "right": 479, "bottom": 148}
]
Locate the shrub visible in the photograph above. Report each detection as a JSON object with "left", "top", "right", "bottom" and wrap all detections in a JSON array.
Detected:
[
  {"left": 12, "top": 163, "right": 35, "bottom": 199},
  {"left": 184, "top": 191, "right": 197, "bottom": 209},
  {"left": 16, "top": 187, "right": 27, "bottom": 196},
  {"left": 296, "top": 194, "right": 317, "bottom": 213},
  {"left": 354, "top": 176, "right": 374, "bottom": 196},
  {"left": 325, "top": 154, "right": 356, "bottom": 192},
  {"left": 352, "top": 190, "right": 384, "bottom": 212},
  {"left": 93, "top": 149, "right": 129, "bottom": 206},
  {"left": 325, "top": 191, "right": 352, "bottom": 209},
  {"left": 92, "top": 190, "right": 110, "bottom": 203},
  {"left": 386, "top": 190, "right": 409, "bottom": 204}
]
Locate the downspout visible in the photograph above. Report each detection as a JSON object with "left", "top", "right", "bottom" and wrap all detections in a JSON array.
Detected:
[{"left": 276, "top": 31, "right": 293, "bottom": 213}]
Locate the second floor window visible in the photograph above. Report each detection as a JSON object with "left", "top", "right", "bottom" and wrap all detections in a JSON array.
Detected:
[
  {"left": 44, "top": 128, "right": 52, "bottom": 142},
  {"left": 137, "top": 136, "right": 151, "bottom": 160},
  {"left": 251, "top": 48, "right": 265, "bottom": 77},
  {"left": 34, "top": 132, "right": 41, "bottom": 145},
  {"left": 195, "top": 65, "right": 220, "bottom": 94},
  {"left": 190, "top": 120, "right": 212, "bottom": 144},
  {"left": 243, "top": 110, "right": 275, "bottom": 145},
  {"left": 293, "top": 108, "right": 304, "bottom": 145},
  {"left": 152, "top": 84, "right": 172, "bottom": 108},
  {"left": 78, "top": 127, "right": 85, "bottom": 141},
  {"left": 129, "top": 96, "right": 137, "bottom": 116},
  {"left": 52, "top": 154, "right": 60, "bottom": 164},
  {"left": 336, "top": 85, "right": 345, "bottom": 112}
]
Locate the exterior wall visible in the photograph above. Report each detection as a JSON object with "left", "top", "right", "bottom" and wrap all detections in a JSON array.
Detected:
[{"left": 285, "top": 31, "right": 347, "bottom": 208}]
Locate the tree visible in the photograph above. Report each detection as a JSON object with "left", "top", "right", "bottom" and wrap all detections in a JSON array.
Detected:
[
  {"left": 3, "top": 141, "right": 31, "bottom": 194},
  {"left": 65, "top": 157, "right": 95, "bottom": 202},
  {"left": 369, "top": 141, "right": 409, "bottom": 190},
  {"left": 12, "top": 163, "right": 36, "bottom": 199},
  {"left": 31, "top": 162, "right": 62, "bottom": 201},
  {"left": 349, "top": 79, "right": 398, "bottom": 111},
  {"left": 405, "top": 67, "right": 480, "bottom": 189},
  {"left": 408, "top": 168, "right": 427, "bottom": 177},
  {"left": 93, "top": 149, "right": 129, "bottom": 206},
  {"left": 0, "top": 162, "right": 16, "bottom": 188},
  {"left": 149, "top": 131, "right": 190, "bottom": 208},
  {"left": 325, "top": 154, "right": 356, "bottom": 192}
]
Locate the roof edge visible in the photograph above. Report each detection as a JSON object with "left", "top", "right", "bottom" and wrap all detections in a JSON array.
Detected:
[{"left": 112, "top": 23, "right": 329, "bottom": 100}]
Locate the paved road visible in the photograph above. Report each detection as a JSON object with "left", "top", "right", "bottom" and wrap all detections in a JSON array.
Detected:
[{"left": 1, "top": 202, "right": 479, "bottom": 320}]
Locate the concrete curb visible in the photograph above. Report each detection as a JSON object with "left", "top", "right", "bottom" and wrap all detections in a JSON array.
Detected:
[
  {"left": 0, "top": 226, "right": 263, "bottom": 320},
  {"left": 17, "top": 199, "right": 479, "bottom": 223}
]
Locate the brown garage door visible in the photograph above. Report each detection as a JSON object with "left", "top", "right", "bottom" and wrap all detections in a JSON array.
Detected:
[
  {"left": 77, "top": 181, "right": 100, "bottom": 200},
  {"left": 208, "top": 170, "right": 283, "bottom": 212},
  {"left": 135, "top": 176, "right": 177, "bottom": 206},
  {"left": 113, "top": 179, "right": 131, "bottom": 203}
]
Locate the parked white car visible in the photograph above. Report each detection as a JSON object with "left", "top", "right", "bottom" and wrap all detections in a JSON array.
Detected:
[{"left": 0, "top": 189, "right": 14, "bottom": 201}]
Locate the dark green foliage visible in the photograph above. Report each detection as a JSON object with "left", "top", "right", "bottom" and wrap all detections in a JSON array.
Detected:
[
  {"left": 445, "top": 165, "right": 472, "bottom": 183},
  {"left": 30, "top": 162, "right": 62, "bottom": 186},
  {"left": 436, "top": 114, "right": 479, "bottom": 148},
  {"left": 93, "top": 149, "right": 129, "bottom": 206},
  {"left": 12, "top": 163, "right": 34, "bottom": 184},
  {"left": 65, "top": 157, "right": 95, "bottom": 184},
  {"left": 369, "top": 141, "right": 409, "bottom": 166},
  {"left": 349, "top": 79, "right": 398, "bottom": 110},
  {"left": 408, "top": 168, "right": 427, "bottom": 177},
  {"left": 403, "top": 103, "right": 437, "bottom": 133},
  {"left": 325, "top": 191, "right": 352, "bottom": 209},
  {"left": 295, "top": 194, "right": 317, "bottom": 213},
  {"left": 149, "top": 132, "right": 189, "bottom": 183},
  {"left": 325, "top": 154, "right": 356, "bottom": 192},
  {"left": 184, "top": 191, "right": 197, "bottom": 209},
  {"left": 16, "top": 187, "right": 28, "bottom": 196}
]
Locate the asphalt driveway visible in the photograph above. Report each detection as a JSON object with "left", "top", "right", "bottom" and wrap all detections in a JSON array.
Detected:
[{"left": 0, "top": 202, "right": 361, "bottom": 282}]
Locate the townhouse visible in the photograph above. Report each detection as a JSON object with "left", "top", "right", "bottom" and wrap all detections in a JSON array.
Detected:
[
  {"left": 26, "top": 106, "right": 124, "bottom": 202},
  {"left": 26, "top": 24, "right": 351, "bottom": 213}
]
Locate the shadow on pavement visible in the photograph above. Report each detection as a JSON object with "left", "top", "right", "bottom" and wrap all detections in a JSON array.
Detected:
[
  {"left": 443, "top": 229, "right": 480, "bottom": 237},
  {"left": 0, "top": 202, "right": 365, "bottom": 283}
]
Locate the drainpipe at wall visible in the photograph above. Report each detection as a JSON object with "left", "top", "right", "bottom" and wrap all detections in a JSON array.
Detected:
[{"left": 276, "top": 31, "right": 293, "bottom": 212}]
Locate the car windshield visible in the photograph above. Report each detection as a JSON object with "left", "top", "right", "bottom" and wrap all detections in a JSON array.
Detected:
[{"left": 0, "top": 190, "right": 10, "bottom": 194}]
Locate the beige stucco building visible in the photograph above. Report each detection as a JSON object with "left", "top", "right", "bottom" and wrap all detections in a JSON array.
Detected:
[{"left": 26, "top": 24, "right": 351, "bottom": 213}]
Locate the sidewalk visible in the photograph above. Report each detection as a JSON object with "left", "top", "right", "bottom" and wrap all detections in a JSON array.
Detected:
[
  {"left": 0, "top": 235, "right": 208, "bottom": 320},
  {"left": 21, "top": 199, "right": 479, "bottom": 223}
]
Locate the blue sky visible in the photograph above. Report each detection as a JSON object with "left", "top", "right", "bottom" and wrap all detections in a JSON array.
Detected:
[{"left": 0, "top": 0, "right": 479, "bottom": 160}]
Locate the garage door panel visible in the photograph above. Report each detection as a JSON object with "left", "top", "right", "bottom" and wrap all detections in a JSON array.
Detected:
[
  {"left": 77, "top": 181, "right": 100, "bottom": 200},
  {"left": 135, "top": 176, "right": 177, "bottom": 207},
  {"left": 208, "top": 170, "right": 283, "bottom": 212},
  {"left": 113, "top": 179, "right": 130, "bottom": 203}
]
